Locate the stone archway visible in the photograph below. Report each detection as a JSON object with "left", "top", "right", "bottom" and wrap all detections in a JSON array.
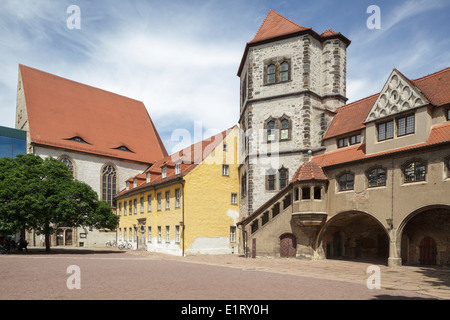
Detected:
[
  {"left": 398, "top": 205, "right": 450, "bottom": 266},
  {"left": 317, "top": 211, "right": 389, "bottom": 263}
]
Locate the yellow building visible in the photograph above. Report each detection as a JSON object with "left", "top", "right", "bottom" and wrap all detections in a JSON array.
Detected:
[{"left": 114, "top": 126, "right": 240, "bottom": 256}]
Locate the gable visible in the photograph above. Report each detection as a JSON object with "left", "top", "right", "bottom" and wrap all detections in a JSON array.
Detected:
[{"left": 365, "top": 69, "right": 429, "bottom": 123}]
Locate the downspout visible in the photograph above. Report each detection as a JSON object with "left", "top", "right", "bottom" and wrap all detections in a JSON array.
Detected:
[{"left": 181, "top": 180, "right": 185, "bottom": 257}]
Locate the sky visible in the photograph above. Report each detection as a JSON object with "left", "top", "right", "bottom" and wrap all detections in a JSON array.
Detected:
[{"left": 0, "top": 0, "right": 449, "bottom": 154}]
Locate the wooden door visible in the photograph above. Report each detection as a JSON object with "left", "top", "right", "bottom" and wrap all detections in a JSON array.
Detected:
[
  {"left": 280, "top": 234, "right": 296, "bottom": 258},
  {"left": 419, "top": 237, "right": 437, "bottom": 265}
]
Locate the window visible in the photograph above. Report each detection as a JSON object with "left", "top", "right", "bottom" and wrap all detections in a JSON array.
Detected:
[
  {"left": 222, "top": 164, "right": 230, "bottom": 176},
  {"left": 267, "top": 64, "right": 276, "bottom": 84},
  {"left": 123, "top": 201, "right": 127, "bottom": 216},
  {"left": 398, "top": 115, "right": 415, "bottom": 136},
  {"left": 129, "top": 200, "right": 132, "bottom": 215},
  {"left": 230, "top": 226, "right": 236, "bottom": 243},
  {"left": 314, "top": 187, "right": 322, "bottom": 200},
  {"left": 140, "top": 197, "right": 144, "bottom": 213},
  {"left": 126, "top": 182, "right": 129, "bottom": 191},
  {"left": 447, "top": 109, "right": 450, "bottom": 121},
  {"left": 165, "top": 191, "right": 170, "bottom": 210},
  {"left": 272, "top": 203, "right": 280, "bottom": 217},
  {"left": 157, "top": 193, "right": 162, "bottom": 211},
  {"left": 302, "top": 187, "right": 310, "bottom": 200},
  {"left": 338, "top": 138, "right": 348, "bottom": 148},
  {"left": 267, "top": 120, "right": 276, "bottom": 142},
  {"left": 60, "top": 157, "right": 74, "bottom": 174},
  {"left": 267, "top": 173, "right": 276, "bottom": 191},
  {"left": 404, "top": 161, "right": 426, "bottom": 183},
  {"left": 279, "top": 168, "right": 288, "bottom": 189},
  {"left": 294, "top": 188, "right": 300, "bottom": 201},
  {"left": 133, "top": 178, "right": 137, "bottom": 188},
  {"left": 134, "top": 199, "right": 137, "bottom": 214},
  {"left": 350, "top": 134, "right": 361, "bottom": 145},
  {"left": 251, "top": 220, "right": 259, "bottom": 234},
  {"left": 280, "top": 119, "right": 289, "bottom": 140},
  {"left": 165, "top": 226, "right": 170, "bottom": 243},
  {"left": 378, "top": 120, "right": 394, "bottom": 141},
  {"left": 241, "top": 172, "right": 247, "bottom": 197},
  {"left": 280, "top": 61, "right": 289, "bottom": 82},
  {"left": 157, "top": 226, "right": 162, "bottom": 243},
  {"left": 175, "top": 188, "right": 181, "bottom": 208},
  {"left": 146, "top": 172, "right": 151, "bottom": 183},
  {"left": 147, "top": 195, "right": 152, "bottom": 212},
  {"left": 339, "top": 173, "right": 354, "bottom": 191},
  {"left": 118, "top": 203, "right": 122, "bottom": 216},
  {"left": 446, "top": 157, "right": 450, "bottom": 178},
  {"left": 231, "top": 193, "right": 238, "bottom": 205},
  {"left": 148, "top": 226, "right": 152, "bottom": 243},
  {"left": 223, "top": 143, "right": 228, "bottom": 152},
  {"left": 175, "top": 225, "right": 181, "bottom": 243},
  {"left": 101, "top": 165, "right": 117, "bottom": 206},
  {"left": 368, "top": 168, "right": 387, "bottom": 187},
  {"left": 162, "top": 167, "right": 167, "bottom": 179},
  {"left": 175, "top": 163, "right": 181, "bottom": 175},
  {"left": 262, "top": 211, "right": 269, "bottom": 226}
]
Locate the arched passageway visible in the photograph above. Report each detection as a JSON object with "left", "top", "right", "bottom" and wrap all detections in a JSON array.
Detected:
[
  {"left": 400, "top": 206, "right": 450, "bottom": 266},
  {"left": 318, "top": 211, "right": 389, "bottom": 264}
]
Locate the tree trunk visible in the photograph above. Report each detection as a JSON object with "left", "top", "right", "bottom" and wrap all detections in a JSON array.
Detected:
[{"left": 45, "top": 233, "right": 51, "bottom": 252}]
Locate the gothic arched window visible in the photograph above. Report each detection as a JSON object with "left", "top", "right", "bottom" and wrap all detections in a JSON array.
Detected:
[
  {"left": 60, "top": 157, "right": 74, "bottom": 173},
  {"left": 102, "top": 165, "right": 117, "bottom": 206}
]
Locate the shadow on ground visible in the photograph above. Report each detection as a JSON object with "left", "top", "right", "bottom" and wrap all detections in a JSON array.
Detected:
[{"left": 6, "top": 247, "right": 127, "bottom": 255}]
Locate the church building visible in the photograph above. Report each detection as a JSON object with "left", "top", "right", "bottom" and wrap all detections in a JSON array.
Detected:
[{"left": 16, "top": 64, "right": 167, "bottom": 248}]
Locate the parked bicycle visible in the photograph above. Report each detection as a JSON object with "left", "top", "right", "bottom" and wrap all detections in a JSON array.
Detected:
[
  {"left": 118, "top": 240, "right": 133, "bottom": 250},
  {"left": 106, "top": 240, "right": 118, "bottom": 248}
]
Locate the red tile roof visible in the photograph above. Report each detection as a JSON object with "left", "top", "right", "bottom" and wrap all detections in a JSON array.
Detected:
[
  {"left": 313, "top": 122, "right": 450, "bottom": 168},
  {"left": 249, "top": 9, "right": 310, "bottom": 44},
  {"left": 20, "top": 65, "right": 167, "bottom": 164},
  {"left": 115, "top": 126, "right": 236, "bottom": 198},
  {"left": 323, "top": 67, "right": 450, "bottom": 140},
  {"left": 237, "top": 10, "right": 350, "bottom": 76},
  {"left": 291, "top": 161, "right": 328, "bottom": 182}
]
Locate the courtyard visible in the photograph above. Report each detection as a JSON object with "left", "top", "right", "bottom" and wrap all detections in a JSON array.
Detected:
[{"left": 0, "top": 248, "right": 448, "bottom": 302}]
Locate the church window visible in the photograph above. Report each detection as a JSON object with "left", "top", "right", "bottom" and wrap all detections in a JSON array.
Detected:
[
  {"left": 60, "top": 157, "right": 74, "bottom": 175},
  {"left": 267, "top": 64, "right": 276, "bottom": 84},
  {"left": 101, "top": 165, "right": 116, "bottom": 206},
  {"left": 404, "top": 161, "right": 426, "bottom": 183},
  {"left": 338, "top": 173, "right": 354, "bottom": 191},
  {"left": 280, "top": 61, "right": 289, "bottom": 82},
  {"left": 378, "top": 120, "right": 394, "bottom": 141},
  {"left": 368, "top": 168, "right": 386, "bottom": 187},
  {"left": 397, "top": 114, "right": 415, "bottom": 136}
]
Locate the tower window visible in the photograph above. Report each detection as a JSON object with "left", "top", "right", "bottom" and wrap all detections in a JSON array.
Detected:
[
  {"left": 267, "top": 120, "right": 276, "bottom": 142},
  {"left": 280, "top": 119, "right": 290, "bottom": 140},
  {"left": 267, "top": 64, "right": 276, "bottom": 84},
  {"left": 280, "top": 61, "right": 289, "bottom": 82}
]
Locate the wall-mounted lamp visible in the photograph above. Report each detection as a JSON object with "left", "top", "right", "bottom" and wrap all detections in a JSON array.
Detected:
[{"left": 386, "top": 218, "right": 393, "bottom": 230}]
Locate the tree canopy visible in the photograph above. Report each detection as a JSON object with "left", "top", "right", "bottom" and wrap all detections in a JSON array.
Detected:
[{"left": 0, "top": 154, "right": 119, "bottom": 251}]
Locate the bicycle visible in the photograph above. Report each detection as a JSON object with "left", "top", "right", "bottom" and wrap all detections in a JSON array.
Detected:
[
  {"left": 118, "top": 240, "right": 132, "bottom": 250},
  {"left": 106, "top": 240, "right": 117, "bottom": 248}
]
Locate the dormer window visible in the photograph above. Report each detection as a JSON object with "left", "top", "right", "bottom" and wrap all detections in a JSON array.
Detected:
[
  {"left": 146, "top": 172, "right": 151, "bottom": 183},
  {"left": 447, "top": 109, "right": 450, "bottom": 121},
  {"left": 175, "top": 163, "right": 181, "bottom": 175},
  {"left": 133, "top": 178, "right": 137, "bottom": 188},
  {"left": 114, "top": 145, "right": 133, "bottom": 153},
  {"left": 126, "top": 182, "right": 129, "bottom": 191},
  {"left": 162, "top": 167, "right": 167, "bottom": 179},
  {"left": 66, "top": 136, "right": 89, "bottom": 144}
]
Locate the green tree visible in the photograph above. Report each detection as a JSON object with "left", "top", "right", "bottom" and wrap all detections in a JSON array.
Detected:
[{"left": 0, "top": 154, "right": 119, "bottom": 251}]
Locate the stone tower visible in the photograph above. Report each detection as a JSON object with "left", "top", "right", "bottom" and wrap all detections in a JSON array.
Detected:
[{"left": 238, "top": 10, "right": 351, "bottom": 218}]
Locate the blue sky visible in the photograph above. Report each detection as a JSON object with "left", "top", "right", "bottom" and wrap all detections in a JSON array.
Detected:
[{"left": 0, "top": 0, "right": 449, "bottom": 153}]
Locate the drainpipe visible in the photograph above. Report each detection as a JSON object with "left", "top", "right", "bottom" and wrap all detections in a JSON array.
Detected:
[{"left": 181, "top": 180, "right": 185, "bottom": 257}]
